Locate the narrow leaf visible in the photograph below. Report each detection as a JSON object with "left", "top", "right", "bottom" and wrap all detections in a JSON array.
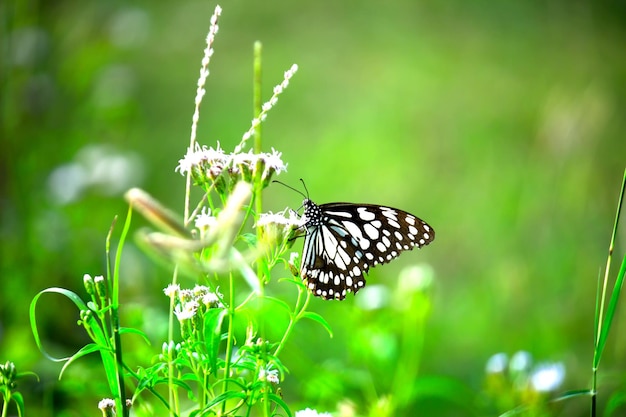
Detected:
[{"left": 301, "top": 311, "right": 333, "bottom": 338}]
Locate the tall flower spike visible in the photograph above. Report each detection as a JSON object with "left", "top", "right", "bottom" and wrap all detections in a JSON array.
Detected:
[
  {"left": 234, "top": 63, "right": 298, "bottom": 153},
  {"left": 189, "top": 4, "right": 222, "bottom": 150}
]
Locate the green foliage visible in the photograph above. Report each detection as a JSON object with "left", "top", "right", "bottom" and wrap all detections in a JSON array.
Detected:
[
  {"left": 0, "top": 361, "right": 38, "bottom": 417},
  {"left": 3, "top": 1, "right": 626, "bottom": 416}
]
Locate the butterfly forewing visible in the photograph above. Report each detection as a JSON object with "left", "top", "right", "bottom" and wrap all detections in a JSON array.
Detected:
[{"left": 301, "top": 200, "right": 435, "bottom": 300}]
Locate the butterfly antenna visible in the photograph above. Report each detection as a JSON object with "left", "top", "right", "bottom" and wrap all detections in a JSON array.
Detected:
[
  {"left": 299, "top": 178, "right": 310, "bottom": 199},
  {"left": 272, "top": 180, "right": 307, "bottom": 199}
]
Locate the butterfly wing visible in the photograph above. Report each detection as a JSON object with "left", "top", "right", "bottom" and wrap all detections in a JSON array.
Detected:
[{"left": 301, "top": 201, "right": 435, "bottom": 300}]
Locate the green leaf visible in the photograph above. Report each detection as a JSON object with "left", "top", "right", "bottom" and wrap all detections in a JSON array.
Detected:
[
  {"left": 15, "top": 371, "right": 39, "bottom": 382},
  {"left": 263, "top": 296, "right": 293, "bottom": 316},
  {"left": 595, "top": 253, "right": 626, "bottom": 367},
  {"left": 204, "top": 307, "right": 228, "bottom": 374},
  {"left": 12, "top": 391, "right": 25, "bottom": 417},
  {"left": 301, "top": 311, "right": 333, "bottom": 338},
  {"left": 552, "top": 389, "right": 592, "bottom": 402},
  {"left": 594, "top": 168, "right": 626, "bottom": 368},
  {"left": 201, "top": 390, "right": 248, "bottom": 415},
  {"left": 267, "top": 392, "right": 292, "bottom": 417},
  {"left": 30, "top": 288, "right": 90, "bottom": 361},
  {"left": 240, "top": 232, "right": 258, "bottom": 247},
  {"left": 119, "top": 327, "right": 151, "bottom": 345},
  {"left": 59, "top": 343, "right": 104, "bottom": 380}
]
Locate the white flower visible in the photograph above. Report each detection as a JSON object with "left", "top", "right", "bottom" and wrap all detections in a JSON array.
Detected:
[
  {"left": 163, "top": 283, "right": 180, "bottom": 298},
  {"left": 294, "top": 408, "right": 332, "bottom": 417},
  {"left": 257, "top": 209, "right": 302, "bottom": 229},
  {"left": 289, "top": 252, "right": 299, "bottom": 264},
  {"left": 509, "top": 350, "right": 532, "bottom": 373},
  {"left": 259, "top": 366, "right": 280, "bottom": 384},
  {"left": 192, "top": 284, "right": 210, "bottom": 296},
  {"left": 202, "top": 291, "right": 221, "bottom": 307},
  {"left": 175, "top": 143, "right": 228, "bottom": 176},
  {"left": 262, "top": 148, "right": 287, "bottom": 178},
  {"left": 174, "top": 300, "right": 199, "bottom": 321},
  {"left": 485, "top": 352, "right": 508, "bottom": 374},
  {"left": 530, "top": 362, "right": 565, "bottom": 392},
  {"left": 195, "top": 207, "right": 217, "bottom": 229},
  {"left": 98, "top": 398, "right": 116, "bottom": 411}
]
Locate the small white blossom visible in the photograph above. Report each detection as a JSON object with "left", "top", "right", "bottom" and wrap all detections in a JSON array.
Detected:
[
  {"left": 289, "top": 252, "right": 299, "bottom": 265},
  {"left": 202, "top": 291, "right": 221, "bottom": 307},
  {"left": 531, "top": 362, "right": 565, "bottom": 392},
  {"left": 195, "top": 207, "right": 218, "bottom": 229},
  {"left": 163, "top": 283, "right": 180, "bottom": 298},
  {"left": 98, "top": 398, "right": 116, "bottom": 411},
  {"left": 174, "top": 300, "right": 199, "bottom": 321},
  {"left": 266, "top": 368, "right": 279, "bottom": 384},
  {"left": 192, "top": 284, "right": 210, "bottom": 296},
  {"left": 231, "top": 149, "right": 258, "bottom": 167},
  {"left": 176, "top": 143, "right": 228, "bottom": 176},
  {"left": 261, "top": 148, "right": 287, "bottom": 179},
  {"left": 259, "top": 366, "right": 280, "bottom": 384},
  {"left": 509, "top": 350, "right": 532, "bottom": 373},
  {"left": 294, "top": 408, "right": 332, "bottom": 417},
  {"left": 179, "top": 288, "right": 194, "bottom": 302},
  {"left": 485, "top": 352, "right": 508, "bottom": 374},
  {"left": 257, "top": 209, "right": 302, "bottom": 229}
]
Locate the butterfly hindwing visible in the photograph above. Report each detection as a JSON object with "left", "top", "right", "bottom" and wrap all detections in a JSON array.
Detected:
[{"left": 300, "top": 200, "right": 435, "bottom": 300}]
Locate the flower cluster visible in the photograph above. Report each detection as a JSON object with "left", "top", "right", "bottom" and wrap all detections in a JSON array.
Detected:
[
  {"left": 176, "top": 143, "right": 287, "bottom": 194},
  {"left": 294, "top": 408, "right": 333, "bottom": 417},
  {"left": 97, "top": 398, "right": 132, "bottom": 417},
  {"left": 256, "top": 208, "right": 303, "bottom": 249},
  {"left": 164, "top": 284, "right": 223, "bottom": 336},
  {"left": 484, "top": 350, "right": 566, "bottom": 412},
  {"left": 258, "top": 365, "right": 280, "bottom": 384}
]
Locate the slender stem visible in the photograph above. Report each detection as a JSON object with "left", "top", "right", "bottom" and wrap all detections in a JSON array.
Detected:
[
  {"left": 251, "top": 40, "right": 271, "bottom": 417},
  {"left": 168, "top": 266, "right": 180, "bottom": 417},
  {"left": 109, "top": 212, "right": 130, "bottom": 417},
  {"left": 591, "top": 168, "right": 626, "bottom": 417},
  {"left": 2, "top": 395, "right": 10, "bottom": 417},
  {"left": 253, "top": 41, "right": 263, "bottom": 155},
  {"left": 222, "top": 273, "right": 236, "bottom": 415},
  {"left": 274, "top": 290, "right": 310, "bottom": 357},
  {"left": 595, "top": 169, "right": 626, "bottom": 351}
]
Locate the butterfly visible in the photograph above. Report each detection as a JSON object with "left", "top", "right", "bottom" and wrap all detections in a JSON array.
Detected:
[{"left": 300, "top": 198, "right": 435, "bottom": 300}]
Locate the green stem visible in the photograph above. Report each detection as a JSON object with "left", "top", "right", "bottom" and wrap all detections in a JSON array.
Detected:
[
  {"left": 111, "top": 207, "right": 134, "bottom": 417},
  {"left": 2, "top": 394, "right": 9, "bottom": 417},
  {"left": 591, "top": 168, "right": 626, "bottom": 417},
  {"left": 253, "top": 41, "right": 262, "bottom": 155},
  {"left": 274, "top": 290, "right": 310, "bottom": 357},
  {"left": 222, "top": 273, "right": 236, "bottom": 416},
  {"left": 252, "top": 40, "right": 270, "bottom": 417},
  {"left": 168, "top": 266, "right": 180, "bottom": 417}
]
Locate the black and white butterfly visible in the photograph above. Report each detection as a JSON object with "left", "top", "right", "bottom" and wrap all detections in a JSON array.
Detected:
[{"left": 300, "top": 198, "right": 435, "bottom": 300}]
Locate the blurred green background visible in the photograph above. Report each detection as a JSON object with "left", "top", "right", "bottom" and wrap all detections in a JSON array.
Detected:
[{"left": 2, "top": 0, "right": 626, "bottom": 416}]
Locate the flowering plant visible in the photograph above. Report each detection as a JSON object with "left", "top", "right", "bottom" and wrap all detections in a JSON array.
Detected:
[{"left": 29, "top": 5, "right": 332, "bottom": 417}]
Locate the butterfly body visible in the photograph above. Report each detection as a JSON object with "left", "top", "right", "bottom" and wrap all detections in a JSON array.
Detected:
[{"left": 300, "top": 199, "right": 435, "bottom": 300}]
